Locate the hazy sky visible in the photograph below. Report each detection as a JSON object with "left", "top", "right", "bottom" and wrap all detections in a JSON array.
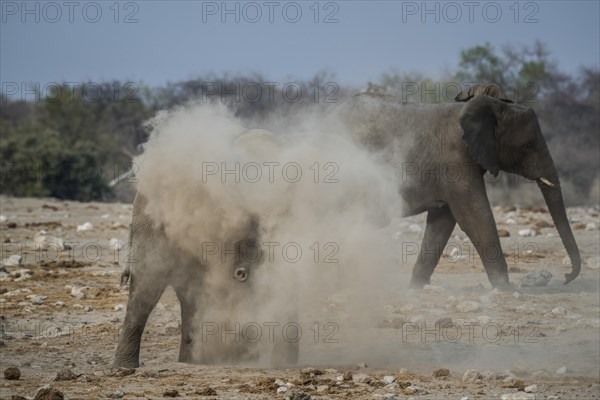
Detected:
[{"left": 1, "top": 1, "right": 599, "bottom": 89}]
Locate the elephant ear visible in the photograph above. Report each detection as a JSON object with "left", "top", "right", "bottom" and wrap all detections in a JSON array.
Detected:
[{"left": 459, "top": 95, "right": 500, "bottom": 177}]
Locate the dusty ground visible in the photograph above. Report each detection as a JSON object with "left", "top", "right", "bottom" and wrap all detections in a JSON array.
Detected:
[{"left": 1, "top": 196, "right": 599, "bottom": 399}]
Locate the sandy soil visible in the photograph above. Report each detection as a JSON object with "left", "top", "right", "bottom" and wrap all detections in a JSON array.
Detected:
[{"left": 1, "top": 196, "right": 599, "bottom": 399}]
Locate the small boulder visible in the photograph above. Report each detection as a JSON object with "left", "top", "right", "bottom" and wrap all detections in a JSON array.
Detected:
[
  {"left": 4, "top": 366, "right": 21, "bottom": 380},
  {"left": 519, "top": 270, "right": 552, "bottom": 287},
  {"left": 498, "top": 229, "right": 510, "bottom": 237},
  {"left": 433, "top": 368, "right": 450, "bottom": 378},
  {"left": 462, "top": 369, "right": 481, "bottom": 383},
  {"left": 55, "top": 368, "right": 77, "bottom": 381}
]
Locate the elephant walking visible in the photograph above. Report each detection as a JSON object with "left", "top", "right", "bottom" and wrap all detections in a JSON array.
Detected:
[{"left": 332, "top": 84, "right": 581, "bottom": 288}]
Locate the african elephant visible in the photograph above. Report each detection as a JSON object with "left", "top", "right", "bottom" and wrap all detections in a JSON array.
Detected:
[
  {"left": 332, "top": 84, "right": 581, "bottom": 289},
  {"left": 113, "top": 130, "right": 299, "bottom": 369}
]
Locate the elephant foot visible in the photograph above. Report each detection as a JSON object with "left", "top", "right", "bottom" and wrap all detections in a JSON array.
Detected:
[
  {"left": 408, "top": 276, "right": 430, "bottom": 289},
  {"left": 490, "top": 278, "right": 513, "bottom": 292},
  {"left": 113, "top": 357, "right": 140, "bottom": 369}
]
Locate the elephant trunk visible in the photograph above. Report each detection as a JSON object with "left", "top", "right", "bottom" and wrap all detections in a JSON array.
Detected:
[{"left": 537, "top": 172, "right": 581, "bottom": 283}]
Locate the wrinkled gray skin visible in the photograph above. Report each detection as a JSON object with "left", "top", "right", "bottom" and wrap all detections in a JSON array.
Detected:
[
  {"left": 332, "top": 85, "right": 581, "bottom": 289},
  {"left": 113, "top": 195, "right": 298, "bottom": 368}
]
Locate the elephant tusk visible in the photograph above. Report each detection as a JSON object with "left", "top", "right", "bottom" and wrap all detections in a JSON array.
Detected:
[{"left": 539, "top": 177, "right": 555, "bottom": 187}]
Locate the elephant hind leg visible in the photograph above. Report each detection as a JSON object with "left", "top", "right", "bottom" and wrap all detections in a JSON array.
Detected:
[
  {"left": 409, "top": 205, "right": 456, "bottom": 288},
  {"left": 113, "top": 272, "right": 167, "bottom": 368}
]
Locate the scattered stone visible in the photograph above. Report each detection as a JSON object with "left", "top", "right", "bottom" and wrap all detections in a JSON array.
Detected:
[
  {"left": 76, "top": 222, "right": 94, "bottom": 232},
  {"left": 533, "top": 220, "right": 553, "bottom": 229},
  {"left": 587, "top": 256, "right": 600, "bottom": 270},
  {"left": 556, "top": 366, "right": 567, "bottom": 374},
  {"left": 195, "top": 386, "right": 217, "bottom": 395},
  {"left": 506, "top": 218, "right": 517, "bottom": 225},
  {"left": 552, "top": 307, "right": 567, "bottom": 316},
  {"left": 84, "top": 306, "right": 93, "bottom": 312},
  {"left": 518, "top": 228, "right": 538, "bottom": 237},
  {"left": 33, "top": 234, "right": 65, "bottom": 250},
  {"left": 498, "top": 228, "right": 510, "bottom": 237},
  {"left": 10, "top": 268, "right": 33, "bottom": 280},
  {"left": 30, "top": 295, "right": 47, "bottom": 305},
  {"left": 54, "top": 301, "right": 65, "bottom": 308},
  {"left": 585, "top": 222, "right": 597, "bottom": 231},
  {"left": 34, "top": 385, "right": 64, "bottom": 400},
  {"left": 433, "top": 368, "right": 450, "bottom": 378},
  {"left": 456, "top": 301, "right": 481, "bottom": 312},
  {"left": 513, "top": 291, "right": 524, "bottom": 300},
  {"left": 4, "top": 366, "right": 21, "bottom": 380},
  {"left": 0, "top": 215, "right": 6, "bottom": 222},
  {"left": 383, "top": 394, "right": 398, "bottom": 400},
  {"left": 403, "top": 386, "right": 428, "bottom": 395},
  {"left": 114, "top": 367, "right": 135, "bottom": 377},
  {"left": 462, "top": 369, "right": 481, "bottom": 383},
  {"left": 500, "top": 393, "right": 536, "bottom": 400},
  {"left": 163, "top": 389, "right": 179, "bottom": 397},
  {"left": 277, "top": 386, "right": 288, "bottom": 393},
  {"left": 316, "top": 385, "right": 329, "bottom": 393},
  {"left": 114, "top": 303, "right": 125, "bottom": 311},
  {"left": 109, "top": 238, "right": 125, "bottom": 250},
  {"left": 342, "top": 371, "right": 352, "bottom": 381},
  {"left": 55, "top": 368, "right": 77, "bottom": 381},
  {"left": 2, "top": 255, "right": 22, "bottom": 267},
  {"left": 288, "top": 389, "right": 311, "bottom": 400},
  {"left": 519, "top": 270, "right": 552, "bottom": 287},
  {"left": 382, "top": 375, "right": 396, "bottom": 384},
  {"left": 109, "top": 389, "right": 124, "bottom": 399},
  {"left": 524, "top": 384, "right": 538, "bottom": 393},
  {"left": 70, "top": 286, "right": 86, "bottom": 299},
  {"left": 352, "top": 373, "right": 371, "bottom": 384}
]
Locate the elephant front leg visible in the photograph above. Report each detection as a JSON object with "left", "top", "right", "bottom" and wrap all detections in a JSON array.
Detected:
[
  {"left": 114, "top": 276, "right": 167, "bottom": 368},
  {"left": 448, "top": 191, "right": 511, "bottom": 290},
  {"left": 409, "top": 205, "right": 456, "bottom": 288}
]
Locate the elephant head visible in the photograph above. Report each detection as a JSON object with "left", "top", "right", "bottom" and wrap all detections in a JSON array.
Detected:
[{"left": 456, "top": 91, "right": 581, "bottom": 283}]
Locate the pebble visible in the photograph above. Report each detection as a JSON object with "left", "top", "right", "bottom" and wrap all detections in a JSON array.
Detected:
[
  {"left": 433, "top": 368, "right": 450, "bottom": 377},
  {"left": 500, "top": 394, "right": 535, "bottom": 400},
  {"left": 456, "top": 301, "right": 481, "bottom": 312},
  {"left": 518, "top": 228, "right": 537, "bottom": 237},
  {"left": 29, "top": 295, "right": 47, "bottom": 305},
  {"left": 109, "top": 389, "right": 125, "bottom": 399},
  {"left": 552, "top": 307, "right": 567, "bottom": 316},
  {"left": 519, "top": 270, "right": 552, "bottom": 287},
  {"left": 556, "top": 366, "right": 567, "bottom": 374},
  {"left": 163, "top": 389, "right": 179, "bottom": 397},
  {"left": 462, "top": 369, "right": 481, "bottom": 383},
  {"left": 54, "top": 301, "right": 65, "bottom": 308},
  {"left": 114, "top": 303, "right": 125, "bottom": 311},
  {"left": 352, "top": 373, "right": 371, "bottom": 383},
  {"left": 56, "top": 368, "right": 77, "bottom": 381},
  {"left": 85, "top": 306, "right": 94, "bottom": 312},
  {"left": 585, "top": 222, "right": 597, "bottom": 231},
  {"left": 316, "top": 385, "right": 329, "bottom": 393},
  {"left": 524, "top": 384, "right": 539, "bottom": 393},
  {"left": 383, "top": 394, "right": 398, "bottom": 400},
  {"left": 498, "top": 228, "right": 510, "bottom": 237},
  {"left": 33, "top": 234, "right": 65, "bottom": 250},
  {"left": 276, "top": 386, "right": 288, "bottom": 393},
  {"left": 109, "top": 238, "right": 125, "bottom": 250},
  {"left": 513, "top": 291, "right": 524, "bottom": 300},
  {"left": 4, "top": 366, "right": 21, "bottom": 380},
  {"left": 34, "top": 385, "right": 65, "bottom": 400},
  {"left": 506, "top": 218, "right": 517, "bottom": 225},
  {"left": 403, "top": 386, "right": 428, "bottom": 395},
  {"left": 587, "top": 256, "right": 600, "bottom": 269},
  {"left": 76, "top": 222, "right": 94, "bottom": 231},
  {"left": 70, "top": 286, "right": 86, "bottom": 299},
  {"left": 288, "top": 389, "right": 311, "bottom": 400},
  {"left": 0, "top": 215, "right": 6, "bottom": 222},
  {"left": 382, "top": 375, "right": 396, "bottom": 384},
  {"left": 2, "top": 254, "right": 22, "bottom": 267}
]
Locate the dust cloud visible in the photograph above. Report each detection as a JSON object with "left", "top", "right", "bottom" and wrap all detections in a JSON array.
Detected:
[{"left": 134, "top": 101, "right": 403, "bottom": 366}]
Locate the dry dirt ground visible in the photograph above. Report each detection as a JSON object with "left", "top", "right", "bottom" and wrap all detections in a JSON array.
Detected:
[{"left": 1, "top": 196, "right": 599, "bottom": 399}]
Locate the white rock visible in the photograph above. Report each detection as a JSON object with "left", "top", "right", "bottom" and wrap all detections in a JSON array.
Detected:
[
  {"left": 382, "top": 375, "right": 395, "bottom": 384},
  {"left": 33, "top": 234, "right": 65, "bottom": 250},
  {"left": 556, "top": 366, "right": 567, "bottom": 374},
  {"left": 316, "top": 385, "right": 329, "bottom": 393},
  {"left": 501, "top": 393, "right": 536, "bottom": 400},
  {"left": 70, "top": 286, "right": 86, "bottom": 299},
  {"left": 2, "top": 255, "right": 22, "bottom": 267},
  {"left": 29, "top": 295, "right": 47, "bottom": 305},
  {"left": 506, "top": 218, "right": 517, "bottom": 225},
  {"left": 109, "top": 238, "right": 125, "bottom": 250},
  {"left": 552, "top": 306, "right": 567, "bottom": 316},
  {"left": 77, "top": 222, "right": 93, "bottom": 232},
  {"left": 114, "top": 304, "right": 125, "bottom": 311},
  {"left": 562, "top": 256, "right": 572, "bottom": 266},
  {"left": 513, "top": 291, "right": 524, "bottom": 300},
  {"left": 85, "top": 306, "right": 93, "bottom": 312},
  {"left": 0, "top": 215, "right": 6, "bottom": 222},
  {"left": 54, "top": 301, "right": 65, "bottom": 308},
  {"left": 587, "top": 256, "right": 600, "bottom": 270},
  {"left": 274, "top": 379, "right": 285, "bottom": 386},
  {"left": 462, "top": 369, "right": 481, "bottom": 383},
  {"left": 519, "top": 270, "right": 552, "bottom": 287},
  {"left": 408, "top": 224, "right": 422, "bottom": 233},
  {"left": 276, "top": 386, "right": 288, "bottom": 393},
  {"left": 457, "top": 301, "right": 481, "bottom": 313},
  {"left": 524, "top": 384, "right": 538, "bottom": 393},
  {"left": 585, "top": 222, "right": 597, "bottom": 231},
  {"left": 518, "top": 228, "right": 537, "bottom": 237}
]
